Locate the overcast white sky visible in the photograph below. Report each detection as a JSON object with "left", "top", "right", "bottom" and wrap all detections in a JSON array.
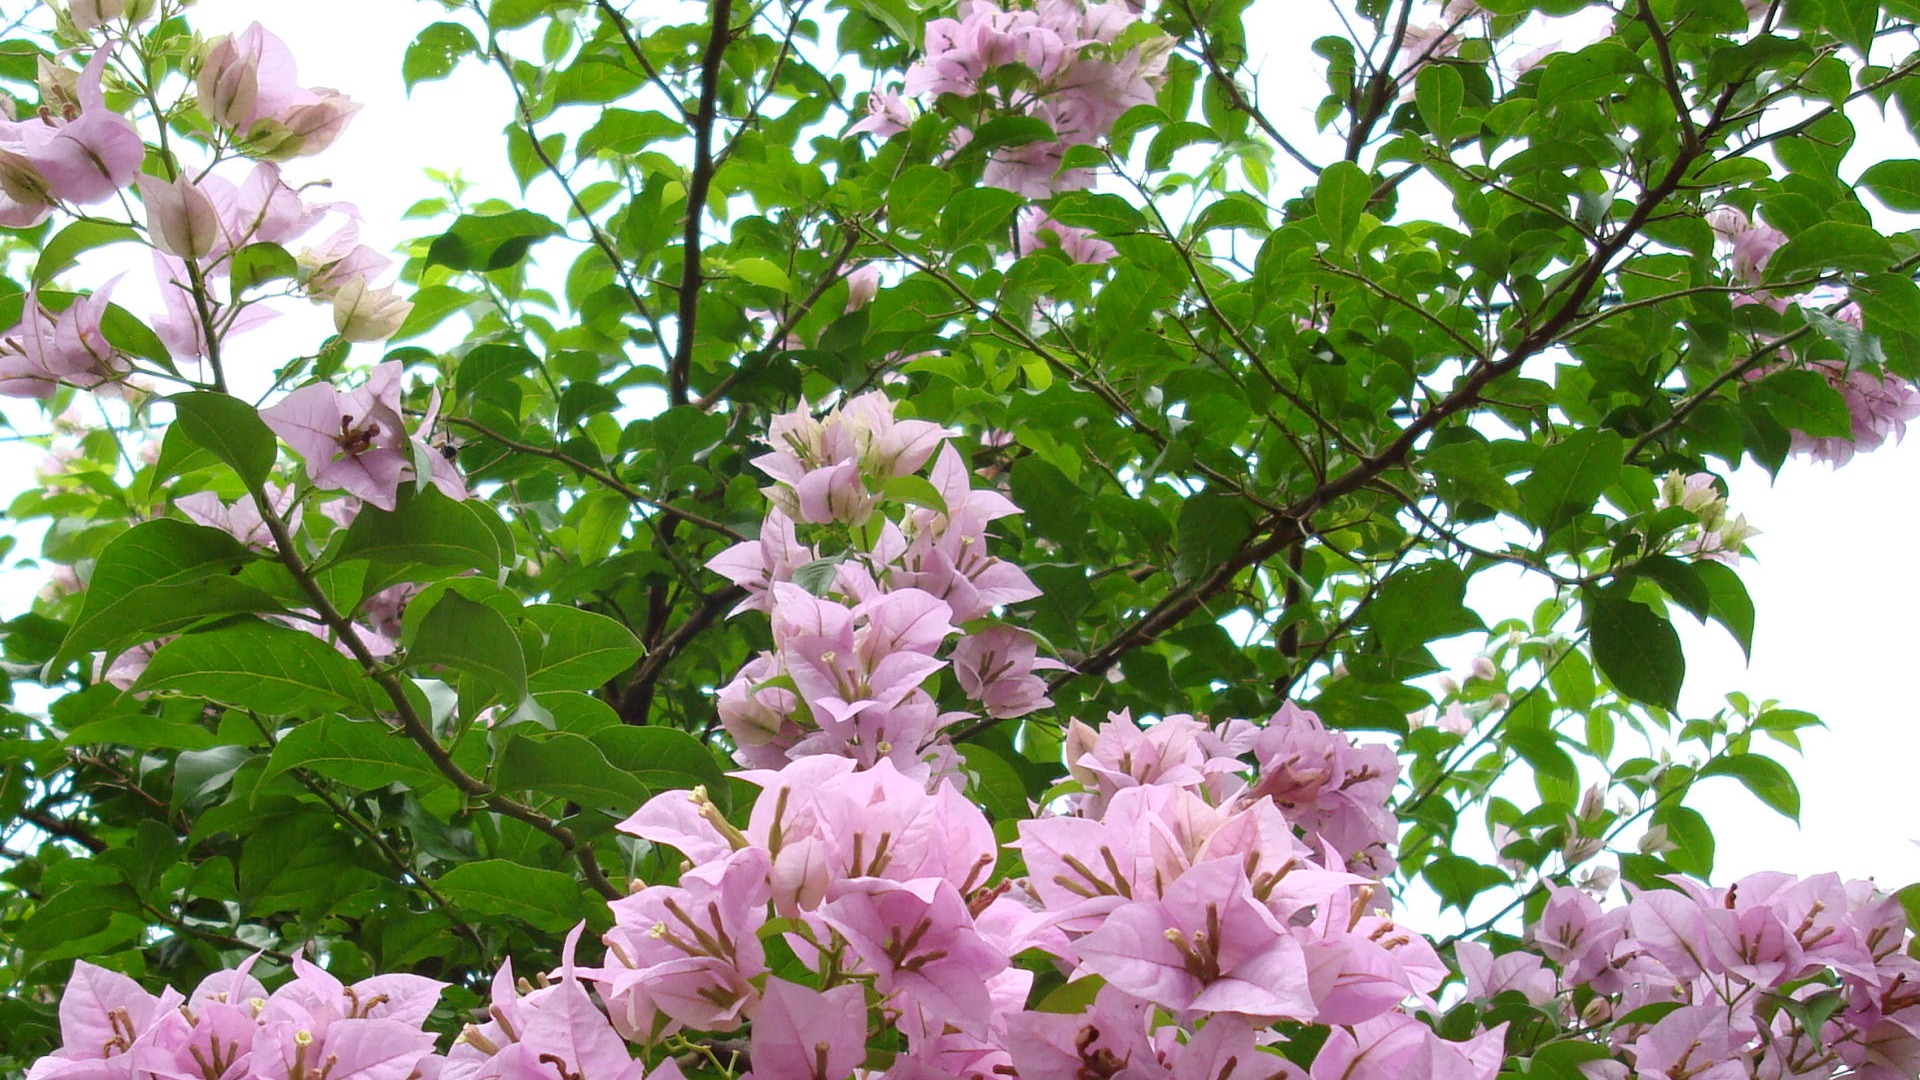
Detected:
[{"left": 10, "top": 0, "right": 1916, "bottom": 892}]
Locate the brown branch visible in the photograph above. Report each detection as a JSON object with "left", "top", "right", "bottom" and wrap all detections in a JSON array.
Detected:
[
  {"left": 20, "top": 805, "right": 107, "bottom": 853},
  {"left": 591, "top": 0, "right": 695, "bottom": 119},
  {"left": 671, "top": 0, "right": 737, "bottom": 405},
  {"left": 1029, "top": 83, "right": 1727, "bottom": 708},
  {"left": 695, "top": 223, "right": 862, "bottom": 412},
  {"left": 1636, "top": 0, "right": 1698, "bottom": 149},
  {"left": 484, "top": 41, "right": 670, "bottom": 355},
  {"left": 616, "top": 585, "right": 748, "bottom": 725},
  {"left": 248, "top": 482, "right": 622, "bottom": 901},
  {"left": 443, "top": 414, "right": 746, "bottom": 541}
]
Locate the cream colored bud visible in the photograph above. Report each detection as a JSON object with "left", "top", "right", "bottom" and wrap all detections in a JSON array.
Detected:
[{"left": 331, "top": 277, "right": 412, "bottom": 342}]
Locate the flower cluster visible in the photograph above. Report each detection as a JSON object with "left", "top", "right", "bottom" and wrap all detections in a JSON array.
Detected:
[
  {"left": 1656, "top": 471, "right": 1758, "bottom": 564},
  {"left": 27, "top": 956, "right": 446, "bottom": 1080},
  {"left": 0, "top": 22, "right": 412, "bottom": 401},
  {"left": 1015, "top": 206, "right": 1116, "bottom": 264},
  {"left": 0, "top": 19, "right": 463, "bottom": 684},
  {"left": 871, "top": 0, "right": 1169, "bottom": 197},
  {"left": 1785, "top": 357, "right": 1920, "bottom": 468},
  {"left": 1711, "top": 207, "right": 1920, "bottom": 466},
  {"left": 28, "top": 385, "right": 1920, "bottom": 1080},
  {"left": 1523, "top": 874, "right": 1919, "bottom": 1079},
  {"left": 606, "top": 704, "right": 1480, "bottom": 1080},
  {"left": 706, "top": 392, "right": 1053, "bottom": 775}
]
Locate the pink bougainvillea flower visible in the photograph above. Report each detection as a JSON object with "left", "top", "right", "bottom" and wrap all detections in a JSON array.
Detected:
[
  {"left": 176, "top": 483, "right": 302, "bottom": 550},
  {"left": 3, "top": 50, "right": 144, "bottom": 211},
  {"left": 1076, "top": 857, "right": 1314, "bottom": 1020},
  {"left": 0, "top": 277, "right": 132, "bottom": 398},
  {"left": 261, "top": 361, "right": 411, "bottom": 510},
  {"left": 198, "top": 23, "right": 361, "bottom": 160},
  {"left": 745, "top": 978, "right": 869, "bottom": 1080}
]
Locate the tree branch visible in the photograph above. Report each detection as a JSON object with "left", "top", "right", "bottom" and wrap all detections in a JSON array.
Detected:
[
  {"left": 671, "top": 0, "right": 736, "bottom": 405},
  {"left": 248, "top": 484, "right": 622, "bottom": 901}
]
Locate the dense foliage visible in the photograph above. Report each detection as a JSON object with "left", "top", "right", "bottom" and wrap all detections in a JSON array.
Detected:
[{"left": 4, "top": 0, "right": 1920, "bottom": 1076}]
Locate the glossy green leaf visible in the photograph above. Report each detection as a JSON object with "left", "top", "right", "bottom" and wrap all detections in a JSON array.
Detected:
[
  {"left": 133, "top": 619, "right": 384, "bottom": 716},
  {"left": 437, "top": 859, "right": 586, "bottom": 931},
  {"left": 1589, "top": 592, "right": 1685, "bottom": 711},
  {"left": 410, "top": 591, "right": 527, "bottom": 706},
  {"left": 169, "top": 391, "right": 277, "bottom": 487},
  {"left": 427, "top": 210, "right": 561, "bottom": 272},
  {"left": 404, "top": 21, "right": 479, "bottom": 89},
  {"left": 57, "top": 520, "right": 278, "bottom": 668},
  {"left": 520, "top": 605, "right": 643, "bottom": 692},
  {"left": 265, "top": 716, "right": 444, "bottom": 792}
]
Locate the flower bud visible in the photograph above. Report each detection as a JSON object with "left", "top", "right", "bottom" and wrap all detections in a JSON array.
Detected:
[
  {"left": 67, "top": 0, "right": 153, "bottom": 32},
  {"left": 198, "top": 31, "right": 262, "bottom": 132},
  {"left": 1638, "top": 824, "right": 1675, "bottom": 855},
  {"left": 331, "top": 276, "right": 412, "bottom": 342},
  {"left": 255, "top": 92, "right": 360, "bottom": 160},
  {"left": 135, "top": 173, "right": 220, "bottom": 261},
  {"left": 37, "top": 57, "right": 79, "bottom": 119},
  {"left": 1564, "top": 830, "right": 1603, "bottom": 867},
  {"left": 844, "top": 263, "right": 879, "bottom": 311},
  {"left": 1578, "top": 784, "right": 1606, "bottom": 821}
]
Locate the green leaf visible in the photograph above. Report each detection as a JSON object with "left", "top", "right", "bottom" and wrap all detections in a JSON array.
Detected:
[
  {"left": 728, "top": 257, "right": 792, "bottom": 294},
  {"left": 391, "top": 284, "right": 475, "bottom": 341},
  {"left": 1693, "top": 561, "right": 1754, "bottom": 658},
  {"left": 410, "top": 592, "right": 527, "bottom": 706},
  {"left": 886, "top": 165, "right": 953, "bottom": 235},
  {"left": 1749, "top": 369, "right": 1853, "bottom": 439},
  {"left": 1422, "top": 854, "right": 1508, "bottom": 912},
  {"left": 169, "top": 392, "right": 277, "bottom": 487},
  {"left": 437, "top": 860, "right": 586, "bottom": 932},
  {"left": 1858, "top": 159, "right": 1920, "bottom": 213},
  {"left": 1767, "top": 221, "right": 1894, "bottom": 281},
  {"left": 589, "top": 726, "right": 730, "bottom": 807},
  {"left": 1538, "top": 40, "right": 1645, "bottom": 102},
  {"left": 404, "top": 21, "right": 480, "bottom": 89},
  {"left": 34, "top": 221, "right": 140, "bottom": 287},
  {"left": 520, "top": 605, "right": 642, "bottom": 692},
  {"left": 1517, "top": 430, "right": 1624, "bottom": 532},
  {"left": 1820, "top": 0, "right": 1879, "bottom": 54},
  {"left": 1522, "top": 1041, "right": 1617, "bottom": 1080},
  {"left": 1588, "top": 592, "right": 1685, "bottom": 711},
  {"left": 880, "top": 474, "right": 947, "bottom": 515},
  {"left": 15, "top": 881, "right": 142, "bottom": 950},
  {"left": 1414, "top": 63, "right": 1463, "bottom": 145},
  {"left": 1314, "top": 160, "right": 1369, "bottom": 254},
  {"left": 942, "top": 187, "right": 1023, "bottom": 250},
  {"left": 1655, "top": 804, "right": 1716, "bottom": 878},
  {"left": 427, "top": 210, "right": 562, "bottom": 272},
  {"left": 1699, "top": 754, "right": 1801, "bottom": 822},
  {"left": 1173, "top": 492, "right": 1258, "bottom": 583},
  {"left": 265, "top": 716, "right": 444, "bottom": 792},
  {"left": 333, "top": 485, "right": 503, "bottom": 595},
  {"left": 791, "top": 556, "right": 841, "bottom": 596},
  {"left": 959, "top": 743, "right": 1029, "bottom": 823},
  {"left": 101, "top": 300, "right": 178, "bottom": 375},
  {"left": 133, "top": 620, "right": 384, "bottom": 716},
  {"left": 1367, "top": 562, "right": 1485, "bottom": 655},
  {"left": 494, "top": 731, "right": 650, "bottom": 810},
  {"left": 229, "top": 243, "right": 298, "bottom": 294},
  {"left": 577, "top": 108, "right": 683, "bottom": 158},
  {"left": 58, "top": 520, "right": 278, "bottom": 668}
]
